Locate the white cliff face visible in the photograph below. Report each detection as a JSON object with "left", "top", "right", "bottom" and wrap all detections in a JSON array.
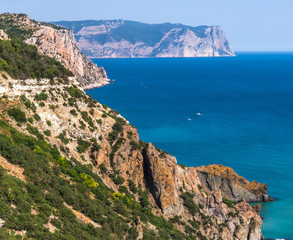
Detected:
[
  {"left": 53, "top": 20, "right": 235, "bottom": 58},
  {"left": 76, "top": 20, "right": 124, "bottom": 36},
  {"left": 25, "top": 25, "right": 109, "bottom": 88}
]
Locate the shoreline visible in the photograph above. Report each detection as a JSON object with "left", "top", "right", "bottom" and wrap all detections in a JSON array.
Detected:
[{"left": 82, "top": 78, "right": 112, "bottom": 90}]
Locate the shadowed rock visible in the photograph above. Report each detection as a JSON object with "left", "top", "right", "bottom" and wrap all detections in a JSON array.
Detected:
[{"left": 196, "top": 164, "right": 273, "bottom": 202}]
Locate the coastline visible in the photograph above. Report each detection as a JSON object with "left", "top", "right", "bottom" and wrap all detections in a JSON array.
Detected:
[
  {"left": 88, "top": 56, "right": 293, "bottom": 238},
  {"left": 82, "top": 78, "right": 112, "bottom": 90}
]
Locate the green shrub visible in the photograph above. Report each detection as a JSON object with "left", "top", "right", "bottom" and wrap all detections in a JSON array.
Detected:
[
  {"left": 70, "top": 109, "right": 77, "bottom": 116},
  {"left": 108, "top": 118, "right": 126, "bottom": 145},
  {"left": 130, "top": 140, "right": 140, "bottom": 151},
  {"left": 222, "top": 197, "right": 235, "bottom": 208},
  {"left": 44, "top": 130, "right": 51, "bottom": 136},
  {"left": 181, "top": 192, "right": 200, "bottom": 215},
  {"left": 99, "top": 163, "right": 107, "bottom": 174},
  {"left": 188, "top": 219, "right": 200, "bottom": 230},
  {"left": 20, "top": 94, "right": 36, "bottom": 111},
  {"left": 1, "top": 73, "right": 7, "bottom": 79},
  {"left": 76, "top": 139, "right": 91, "bottom": 153},
  {"left": 128, "top": 180, "right": 138, "bottom": 194},
  {"left": 34, "top": 92, "right": 48, "bottom": 101},
  {"left": 139, "top": 190, "right": 150, "bottom": 208},
  {"left": 113, "top": 175, "right": 125, "bottom": 185},
  {"left": 90, "top": 141, "right": 101, "bottom": 160},
  {"left": 28, "top": 117, "right": 34, "bottom": 124},
  {"left": 57, "top": 131, "right": 70, "bottom": 144},
  {"left": 33, "top": 113, "right": 41, "bottom": 121},
  {"left": 69, "top": 87, "right": 83, "bottom": 98},
  {"left": 79, "top": 120, "right": 86, "bottom": 130},
  {"left": 7, "top": 107, "right": 26, "bottom": 123},
  {"left": 26, "top": 124, "right": 44, "bottom": 140},
  {"left": 39, "top": 102, "right": 45, "bottom": 107},
  {"left": 185, "top": 225, "right": 196, "bottom": 235}
]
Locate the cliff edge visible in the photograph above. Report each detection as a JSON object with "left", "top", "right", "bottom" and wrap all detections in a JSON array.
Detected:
[{"left": 0, "top": 13, "right": 109, "bottom": 89}]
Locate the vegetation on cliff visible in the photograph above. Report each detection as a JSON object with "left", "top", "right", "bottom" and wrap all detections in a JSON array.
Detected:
[
  {"left": 0, "top": 38, "right": 73, "bottom": 80},
  {"left": 0, "top": 13, "right": 36, "bottom": 40},
  {"left": 0, "top": 113, "right": 189, "bottom": 239},
  {"left": 0, "top": 13, "right": 109, "bottom": 89}
]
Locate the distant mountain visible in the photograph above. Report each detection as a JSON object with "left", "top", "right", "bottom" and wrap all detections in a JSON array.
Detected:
[{"left": 51, "top": 20, "right": 235, "bottom": 58}]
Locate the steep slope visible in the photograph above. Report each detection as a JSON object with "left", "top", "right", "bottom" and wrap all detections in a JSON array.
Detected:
[
  {"left": 52, "top": 20, "right": 235, "bottom": 58},
  {"left": 0, "top": 13, "right": 109, "bottom": 89},
  {"left": 0, "top": 73, "right": 269, "bottom": 239}
]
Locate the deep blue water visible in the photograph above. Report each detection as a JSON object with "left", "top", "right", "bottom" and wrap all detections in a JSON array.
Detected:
[{"left": 88, "top": 53, "right": 293, "bottom": 239}]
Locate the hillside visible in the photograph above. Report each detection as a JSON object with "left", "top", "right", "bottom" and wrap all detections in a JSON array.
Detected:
[
  {"left": 0, "top": 72, "right": 267, "bottom": 239},
  {"left": 0, "top": 15, "right": 268, "bottom": 240},
  {"left": 52, "top": 20, "right": 235, "bottom": 58},
  {"left": 0, "top": 13, "right": 109, "bottom": 89},
  {"left": 0, "top": 38, "right": 73, "bottom": 80}
]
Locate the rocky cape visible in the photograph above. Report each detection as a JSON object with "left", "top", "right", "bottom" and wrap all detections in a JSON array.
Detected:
[
  {"left": 52, "top": 20, "right": 235, "bottom": 58},
  {"left": 0, "top": 13, "right": 109, "bottom": 89}
]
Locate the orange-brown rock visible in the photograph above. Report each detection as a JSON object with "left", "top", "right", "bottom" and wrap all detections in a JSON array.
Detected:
[
  {"left": 196, "top": 164, "right": 273, "bottom": 202},
  {"left": 142, "top": 143, "right": 182, "bottom": 216}
]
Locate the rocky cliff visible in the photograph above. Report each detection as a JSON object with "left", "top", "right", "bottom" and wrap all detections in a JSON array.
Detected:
[
  {"left": 52, "top": 20, "right": 235, "bottom": 58},
  {"left": 0, "top": 69, "right": 269, "bottom": 239},
  {"left": 196, "top": 165, "right": 273, "bottom": 202},
  {"left": 0, "top": 13, "right": 109, "bottom": 89},
  {"left": 0, "top": 13, "right": 268, "bottom": 239}
]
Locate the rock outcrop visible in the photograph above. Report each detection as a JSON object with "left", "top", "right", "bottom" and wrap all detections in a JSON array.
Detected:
[
  {"left": 196, "top": 164, "right": 273, "bottom": 202},
  {"left": 0, "top": 13, "right": 109, "bottom": 89},
  {"left": 142, "top": 143, "right": 182, "bottom": 216},
  {"left": 52, "top": 20, "right": 235, "bottom": 58},
  {"left": 0, "top": 30, "right": 9, "bottom": 40}
]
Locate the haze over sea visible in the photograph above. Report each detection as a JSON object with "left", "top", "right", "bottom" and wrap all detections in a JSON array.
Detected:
[{"left": 87, "top": 54, "right": 293, "bottom": 239}]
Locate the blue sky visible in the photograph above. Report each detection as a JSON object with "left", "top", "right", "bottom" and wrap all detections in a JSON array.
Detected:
[{"left": 1, "top": 0, "right": 293, "bottom": 51}]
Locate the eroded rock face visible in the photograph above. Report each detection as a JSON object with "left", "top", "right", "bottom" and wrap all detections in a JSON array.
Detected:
[
  {"left": 196, "top": 164, "right": 273, "bottom": 202},
  {"left": 53, "top": 20, "right": 235, "bottom": 58},
  {"left": 25, "top": 25, "right": 109, "bottom": 89},
  {"left": 235, "top": 200, "right": 263, "bottom": 240},
  {"left": 0, "top": 13, "right": 109, "bottom": 89},
  {"left": 142, "top": 143, "right": 182, "bottom": 216}
]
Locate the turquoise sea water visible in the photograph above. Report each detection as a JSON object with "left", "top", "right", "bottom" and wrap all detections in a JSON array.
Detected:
[{"left": 88, "top": 54, "right": 293, "bottom": 239}]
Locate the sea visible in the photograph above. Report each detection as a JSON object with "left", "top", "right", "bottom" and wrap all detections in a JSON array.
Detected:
[{"left": 87, "top": 53, "right": 293, "bottom": 239}]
